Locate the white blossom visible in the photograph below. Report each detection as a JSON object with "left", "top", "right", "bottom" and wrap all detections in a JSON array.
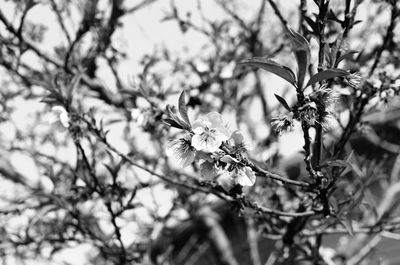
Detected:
[
  {"left": 220, "top": 155, "right": 256, "bottom": 187},
  {"left": 231, "top": 166, "right": 256, "bottom": 186},
  {"left": 217, "top": 170, "right": 236, "bottom": 191},
  {"left": 217, "top": 165, "right": 256, "bottom": 188},
  {"left": 199, "top": 160, "right": 219, "bottom": 180},
  {"left": 166, "top": 135, "right": 196, "bottom": 167},
  {"left": 191, "top": 112, "right": 230, "bottom": 153}
]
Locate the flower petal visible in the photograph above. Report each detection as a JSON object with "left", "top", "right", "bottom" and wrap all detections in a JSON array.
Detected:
[
  {"left": 217, "top": 170, "right": 235, "bottom": 191},
  {"left": 206, "top": 112, "right": 224, "bottom": 126},
  {"left": 49, "top": 106, "right": 70, "bottom": 129},
  {"left": 192, "top": 118, "right": 209, "bottom": 134},
  {"left": 229, "top": 130, "right": 244, "bottom": 146},
  {"left": 206, "top": 112, "right": 230, "bottom": 136},
  {"left": 165, "top": 140, "right": 179, "bottom": 157},
  {"left": 52, "top": 106, "right": 67, "bottom": 114},
  {"left": 166, "top": 137, "right": 196, "bottom": 167},
  {"left": 59, "top": 112, "right": 70, "bottom": 128},
  {"left": 236, "top": 167, "right": 256, "bottom": 186},
  {"left": 203, "top": 138, "right": 222, "bottom": 153},
  {"left": 191, "top": 134, "right": 221, "bottom": 153},
  {"left": 200, "top": 161, "right": 219, "bottom": 180},
  {"left": 220, "top": 155, "right": 239, "bottom": 164},
  {"left": 213, "top": 130, "right": 229, "bottom": 142},
  {"left": 191, "top": 134, "right": 207, "bottom": 151},
  {"left": 196, "top": 151, "right": 214, "bottom": 162},
  {"left": 178, "top": 150, "right": 196, "bottom": 167}
]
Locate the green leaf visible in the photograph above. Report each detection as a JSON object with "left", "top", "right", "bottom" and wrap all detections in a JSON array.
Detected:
[
  {"left": 178, "top": 91, "right": 190, "bottom": 126},
  {"left": 239, "top": 58, "right": 296, "bottom": 86},
  {"left": 287, "top": 28, "right": 311, "bottom": 89},
  {"left": 305, "top": 69, "right": 349, "bottom": 88},
  {"left": 274, "top": 94, "right": 291, "bottom": 111}
]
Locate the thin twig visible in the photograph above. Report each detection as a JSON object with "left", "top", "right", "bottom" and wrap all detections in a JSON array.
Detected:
[
  {"left": 251, "top": 162, "right": 311, "bottom": 188},
  {"left": 245, "top": 217, "right": 262, "bottom": 265},
  {"left": 347, "top": 235, "right": 381, "bottom": 265},
  {"left": 369, "top": 1, "right": 399, "bottom": 76},
  {"left": 267, "top": 0, "right": 288, "bottom": 29},
  {"left": 50, "top": 0, "right": 72, "bottom": 45}
]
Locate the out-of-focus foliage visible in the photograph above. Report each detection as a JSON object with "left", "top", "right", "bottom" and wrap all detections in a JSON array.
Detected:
[{"left": 0, "top": 0, "right": 399, "bottom": 264}]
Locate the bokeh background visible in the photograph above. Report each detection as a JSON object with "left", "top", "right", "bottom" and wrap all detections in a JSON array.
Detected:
[{"left": 0, "top": 0, "right": 399, "bottom": 264}]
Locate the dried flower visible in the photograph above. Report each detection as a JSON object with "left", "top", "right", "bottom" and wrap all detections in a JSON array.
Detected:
[
  {"left": 271, "top": 113, "right": 294, "bottom": 135},
  {"left": 343, "top": 72, "right": 362, "bottom": 89},
  {"left": 310, "top": 85, "right": 339, "bottom": 112},
  {"left": 191, "top": 112, "right": 230, "bottom": 153},
  {"left": 166, "top": 135, "right": 196, "bottom": 167},
  {"left": 298, "top": 102, "right": 318, "bottom": 126}
]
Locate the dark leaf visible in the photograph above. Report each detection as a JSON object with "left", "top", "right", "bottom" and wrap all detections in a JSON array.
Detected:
[
  {"left": 40, "top": 90, "right": 63, "bottom": 105},
  {"left": 329, "top": 36, "right": 342, "bottom": 67},
  {"left": 303, "top": 16, "right": 318, "bottom": 33},
  {"left": 324, "top": 43, "right": 331, "bottom": 67},
  {"left": 287, "top": 28, "right": 311, "bottom": 89},
  {"left": 321, "top": 159, "right": 349, "bottom": 168},
  {"left": 166, "top": 104, "right": 177, "bottom": 116},
  {"left": 239, "top": 58, "right": 296, "bottom": 86},
  {"left": 337, "top": 50, "right": 359, "bottom": 63},
  {"left": 162, "top": 118, "right": 184, "bottom": 129},
  {"left": 327, "top": 9, "right": 342, "bottom": 23},
  {"left": 178, "top": 91, "right": 191, "bottom": 126},
  {"left": 339, "top": 164, "right": 353, "bottom": 178},
  {"left": 305, "top": 69, "right": 349, "bottom": 88},
  {"left": 103, "top": 164, "right": 117, "bottom": 178},
  {"left": 329, "top": 197, "right": 339, "bottom": 213},
  {"left": 274, "top": 94, "right": 291, "bottom": 111}
]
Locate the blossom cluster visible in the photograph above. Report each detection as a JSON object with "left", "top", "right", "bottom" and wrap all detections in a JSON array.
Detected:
[{"left": 164, "top": 93, "right": 256, "bottom": 189}]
